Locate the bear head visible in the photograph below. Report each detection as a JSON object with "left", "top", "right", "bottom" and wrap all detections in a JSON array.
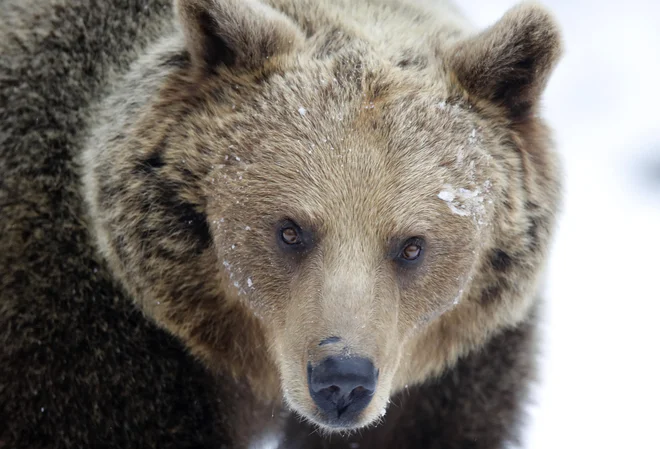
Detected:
[{"left": 84, "top": 0, "right": 562, "bottom": 431}]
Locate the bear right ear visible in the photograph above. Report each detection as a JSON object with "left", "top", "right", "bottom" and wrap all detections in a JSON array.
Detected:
[
  {"left": 445, "top": 3, "right": 563, "bottom": 121},
  {"left": 175, "top": 0, "right": 303, "bottom": 72}
]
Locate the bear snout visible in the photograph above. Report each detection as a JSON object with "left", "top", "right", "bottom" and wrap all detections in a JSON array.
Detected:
[{"left": 307, "top": 356, "right": 378, "bottom": 426}]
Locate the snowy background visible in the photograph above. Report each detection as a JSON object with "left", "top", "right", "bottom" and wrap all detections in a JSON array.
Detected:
[{"left": 459, "top": 1, "right": 660, "bottom": 447}]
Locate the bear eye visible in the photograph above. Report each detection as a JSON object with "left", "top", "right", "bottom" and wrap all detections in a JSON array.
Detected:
[
  {"left": 398, "top": 238, "right": 424, "bottom": 262},
  {"left": 280, "top": 222, "right": 303, "bottom": 245}
]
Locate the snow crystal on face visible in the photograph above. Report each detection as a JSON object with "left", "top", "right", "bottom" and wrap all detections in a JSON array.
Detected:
[
  {"left": 437, "top": 184, "right": 487, "bottom": 223},
  {"left": 437, "top": 190, "right": 455, "bottom": 202},
  {"left": 453, "top": 288, "right": 465, "bottom": 305},
  {"left": 447, "top": 201, "right": 471, "bottom": 217},
  {"left": 247, "top": 277, "right": 253, "bottom": 288},
  {"left": 298, "top": 107, "right": 307, "bottom": 117},
  {"left": 457, "top": 187, "right": 479, "bottom": 198},
  {"left": 437, "top": 100, "right": 447, "bottom": 110},
  {"left": 245, "top": 226, "right": 251, "bottom": 231},
  {"left": 468, "top": 128, "right": 477, "bottom": 145}
]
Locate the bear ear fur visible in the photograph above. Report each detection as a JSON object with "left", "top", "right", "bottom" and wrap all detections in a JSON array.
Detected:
[
  {"left": 175, "top": 0, "right": 303, "bottom": 72},
  {"left": 446, "top": 3, "right": 563, "bottom": 121}
]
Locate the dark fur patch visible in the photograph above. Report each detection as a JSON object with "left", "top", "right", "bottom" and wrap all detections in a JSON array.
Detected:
[
  {"left": 156, "top": 180, "right": 212, "bottom": 254},
  {"left": 252, "top": 69, "right": 274, "bottom": 85},
  {"left": 180, "top": 166, "right": 203, "bottom": 183},
  {"left": 395, "top": 51, "right": 428, "bottom": 69},
  {"left": 178, "top": 205, "right": 213, "bottom": 253},
  {"left": 134, "top": 134, "right": 169, "bottom": 175},
  {"left": 197, "top": 10, "right": 237, "bottom": 69},
  {"left": 491, "top": 249, "right": 513, "bottom": 272},
  {"left": 136, "top": 151, "right": 166, "bottom": 174},
  {"left": 480, "top": 284, "right": 502, "bottom": 304},
  {"left": 161, "top": 51, "right": 191, "bottom": 69},
  {"left": 524, "top": 202, "right": 544, "bottom": 252},
  {"left": 527, "top": 217, "right": 541, "bottom": 252},
  {"left": 396, "top": 59, "right": 411, "bottom": 68},
  {"left": 131, "top": 174, "right": 213, "bottom": 257}
]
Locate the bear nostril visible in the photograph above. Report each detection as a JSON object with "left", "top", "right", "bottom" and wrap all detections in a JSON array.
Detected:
[
  {"left": 308, "top": 356, "right": 378, "bottom": 421},
  {"left": 318, "top": 385, "right": 341, "bottom": 402},
  {"left": 350, "top": 386, "right": 368, "bottom": 402}
]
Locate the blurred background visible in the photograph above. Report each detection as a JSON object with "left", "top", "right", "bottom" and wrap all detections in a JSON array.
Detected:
[{"left": 460, "top": 1, "right": 660, "bottom": 447}]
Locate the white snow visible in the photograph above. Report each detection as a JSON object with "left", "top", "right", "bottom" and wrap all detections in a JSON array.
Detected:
[
  {"left": 437, "top": 190, "right": 455, "bottom": 202},
  {"left": 460, "top": 1, "right": 660, "bottom": 448},
  {"left": 298, "top": 106, "right": 307, "bottom": 116},
  {"left": 468, "top": 128, "right": 477, "bottom": 145},
  {"left": 437, "top": 184, "right": 486, "bottom": 221}
]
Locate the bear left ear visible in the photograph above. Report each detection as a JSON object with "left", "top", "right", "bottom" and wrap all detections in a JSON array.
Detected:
[
  {"left": 445, "top": 3, "right": 563, "bottom": 121},
  {"left": 175, "top": 0, "right": 303, "bottom": 73}
]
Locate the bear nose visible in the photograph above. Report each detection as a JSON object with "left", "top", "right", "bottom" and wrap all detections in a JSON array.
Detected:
[{"left": 307, "top": 356, "right": 378, "bottom": 420}]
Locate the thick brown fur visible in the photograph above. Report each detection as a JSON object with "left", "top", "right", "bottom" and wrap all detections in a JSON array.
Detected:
[{"left": 1, "top": 0, "right": 562, "bottom": 448}]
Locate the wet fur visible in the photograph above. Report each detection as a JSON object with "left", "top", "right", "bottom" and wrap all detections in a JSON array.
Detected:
[{"left": 0, "top": 0, "right": 562, "bottom": 447}]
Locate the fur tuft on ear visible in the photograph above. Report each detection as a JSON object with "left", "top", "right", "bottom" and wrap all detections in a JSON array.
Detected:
[
  {"left": 446, "top": 3, "right": 562, "bottom": 121},
  {"left": 175, "top": 0, "right": 303, "bottom": 72}
]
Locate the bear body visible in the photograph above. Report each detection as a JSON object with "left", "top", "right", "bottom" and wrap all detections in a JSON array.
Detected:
[{"left": 0, "top": 0, "right": 562, "bottom": 448}]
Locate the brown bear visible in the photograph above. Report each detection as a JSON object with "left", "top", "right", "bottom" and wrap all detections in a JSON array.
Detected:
[{"left": 0, "top": 0, "right": 562, "bottom": 448}]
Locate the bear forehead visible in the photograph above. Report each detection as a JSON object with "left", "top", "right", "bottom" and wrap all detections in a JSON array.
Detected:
[
  {"left": 154, "top": 54, "right": 494, "bottom": 237},
  {"left": 202, "top": 122, "right": 490, "bottom": 242}
]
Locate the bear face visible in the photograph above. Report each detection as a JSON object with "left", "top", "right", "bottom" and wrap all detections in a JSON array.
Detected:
[
  {"left": 84, "top": 0, "right": 562, "bottom": 432},
  {"left": 201, "top": 65, "right": 496, "bottom": 428}
]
